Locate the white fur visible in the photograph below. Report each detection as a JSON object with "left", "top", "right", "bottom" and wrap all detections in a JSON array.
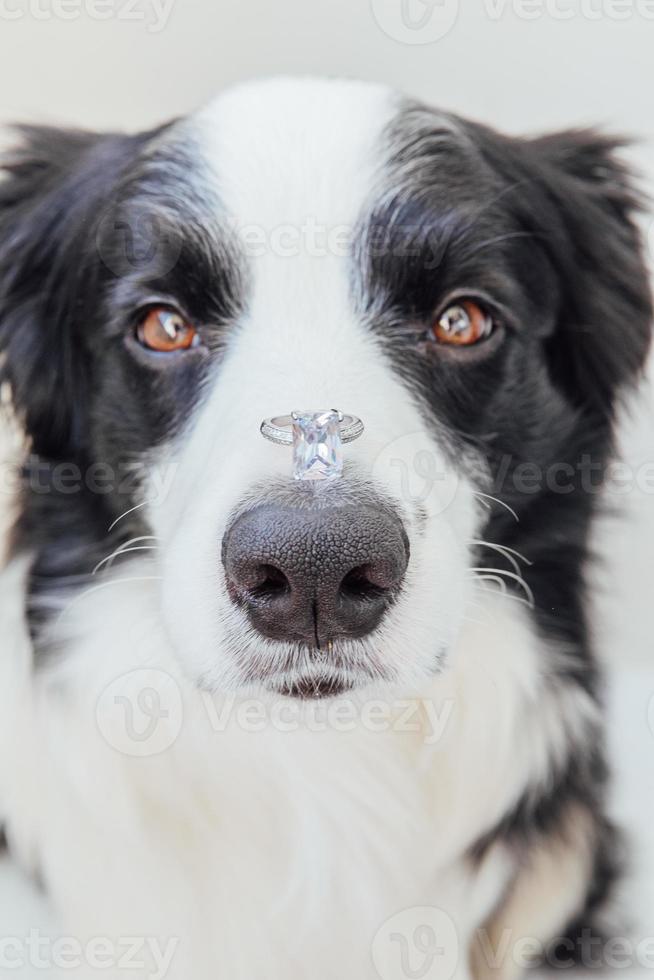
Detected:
[{"left": 0, "top": 553, "right": 599, "bottom": 980}]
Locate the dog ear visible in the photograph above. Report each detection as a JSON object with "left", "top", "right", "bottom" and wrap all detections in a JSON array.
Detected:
[
  {"left": 0, "top": 126, "right": 106, "bottom": 458},
  {"left": 0, "top": 125, "right": 142, "bottom": 459},
  {"left": 520, "top": 130, "right": 653, "bottom": 420}
]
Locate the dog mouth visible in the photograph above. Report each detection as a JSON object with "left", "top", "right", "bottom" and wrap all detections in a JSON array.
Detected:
[
  {"left": 273, "top": 673, "right": 356, "bottom": 700},
  {"left": 233, "top": 637, "right": 388, "bottom": 699}
]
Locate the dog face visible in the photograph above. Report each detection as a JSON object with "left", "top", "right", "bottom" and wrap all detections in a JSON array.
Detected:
[{"left": 0, "top": 78, "right": 651, "bottom": 697}]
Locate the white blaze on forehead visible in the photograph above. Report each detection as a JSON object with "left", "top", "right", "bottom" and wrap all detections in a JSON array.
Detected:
[
  {"left": 183, "top": 78, "right": 405, "bottom": 440},
  {"left": 194, "top": 76, "right": 395, "bottom": 232},
  {"left": 176, "top": 77, "right": 429, "bottom": 478}
]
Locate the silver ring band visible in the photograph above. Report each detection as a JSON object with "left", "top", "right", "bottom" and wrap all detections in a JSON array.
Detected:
[{"left": 260, "top": 411, "right": 364, "bottom": 446}]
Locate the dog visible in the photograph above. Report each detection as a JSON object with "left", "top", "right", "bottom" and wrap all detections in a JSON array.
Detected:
[{"left": 0, "top": 77, "right": 651, "bottom": 980}]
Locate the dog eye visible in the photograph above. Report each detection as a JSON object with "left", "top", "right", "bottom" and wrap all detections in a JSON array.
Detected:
[
  {"left": 136, "top": 307, "right": 198, "bottom": 353},
  {"left": 431, "top": 300, "right": 495, "bottom": 347}
]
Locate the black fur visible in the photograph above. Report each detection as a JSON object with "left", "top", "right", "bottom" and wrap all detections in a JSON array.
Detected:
[
  {"left": 360, "top": 107, "right": 651, "bottom": 940},
  {"left": 359, "top": 107, "right": 651, "bottom": 684},
  {"left": 0, "top": 122, "right": 246, "bottom": 617}
]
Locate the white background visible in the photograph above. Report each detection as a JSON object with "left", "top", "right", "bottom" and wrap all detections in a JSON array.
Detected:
[
  {"left": 0, "top": 0, "right": 653, "bottom": 975},
  {"left": 0, "top": 0, "right": 652, "bottom": 155}
]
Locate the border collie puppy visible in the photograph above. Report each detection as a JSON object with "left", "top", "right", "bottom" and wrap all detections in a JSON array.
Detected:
[{"left": 0, "top": 78, "right": 651, "bottom": 980}]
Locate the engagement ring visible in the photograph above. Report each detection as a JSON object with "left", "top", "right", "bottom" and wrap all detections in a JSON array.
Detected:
[{"left": 260, "top": 409, "right": 364, "bottom": 481}]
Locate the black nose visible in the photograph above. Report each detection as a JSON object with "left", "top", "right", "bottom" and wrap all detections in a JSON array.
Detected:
[{"left": 222, "top": 503, "right": 409, "bottom": 646}]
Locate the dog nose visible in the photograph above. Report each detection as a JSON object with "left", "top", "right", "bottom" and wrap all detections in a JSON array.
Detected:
[{"left": 222, "top": 503, "right": 409, "bottom": 646}]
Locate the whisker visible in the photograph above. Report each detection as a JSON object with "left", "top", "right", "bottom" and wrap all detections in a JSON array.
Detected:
[
  {"left": 474, "top": 580, "right": 533, "bottom": 609},
  {"left": 466, "top": 231, "right": 538, "bottom": 258},
  {"left": 92, "top": 535, "right": 161, "bottom": 575},
  {"left": 470, "top": 540, "right": 532, "bottom": 576},
  {"left": 471, "top": 541, "right": 521, "bottom": 576},
  {"left": 489, "top": 542, "right": 531, "bottom": 566},
  {"left": 472, "top": 491, "right": 519, "bottom": 523},
  {"left": 93, "top": 546, "right": 159, "bottom": 576},
  {"left": 473, "top": 573, "right": 507, "bottom": 595},
  {"left": 468, "top": 566, "right": 535, "bottom": 608},
  {"left": 107, "top": 499, "right": 152, "bottom": 533},
  {"left": 467, "top": 178, "right": 535, "bottom": 219}
]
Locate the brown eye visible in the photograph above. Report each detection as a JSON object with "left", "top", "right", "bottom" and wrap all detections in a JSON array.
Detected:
[
  {"left": 136, "top": 307, "right": 198, "bottom": 353},
  {"left": 431, "top": 299, "right": 495, "bottom": 346}
]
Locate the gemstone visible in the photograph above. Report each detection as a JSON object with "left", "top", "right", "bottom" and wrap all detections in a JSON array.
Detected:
[{"left": 292, "top": 410, "right": 343, "bottom": 482}]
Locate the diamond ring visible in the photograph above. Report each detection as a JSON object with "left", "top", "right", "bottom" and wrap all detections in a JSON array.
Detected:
[{"left": 260, "top": 410, "right": 364, "bottom": 482}]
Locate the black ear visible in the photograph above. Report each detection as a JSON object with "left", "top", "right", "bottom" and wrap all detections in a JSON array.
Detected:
[
  {"left": 0, "top": 125, "right": 141, "bottom": 458},
  {"left": 521, "top": 130, "right": 652, "bottom": 420}
]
